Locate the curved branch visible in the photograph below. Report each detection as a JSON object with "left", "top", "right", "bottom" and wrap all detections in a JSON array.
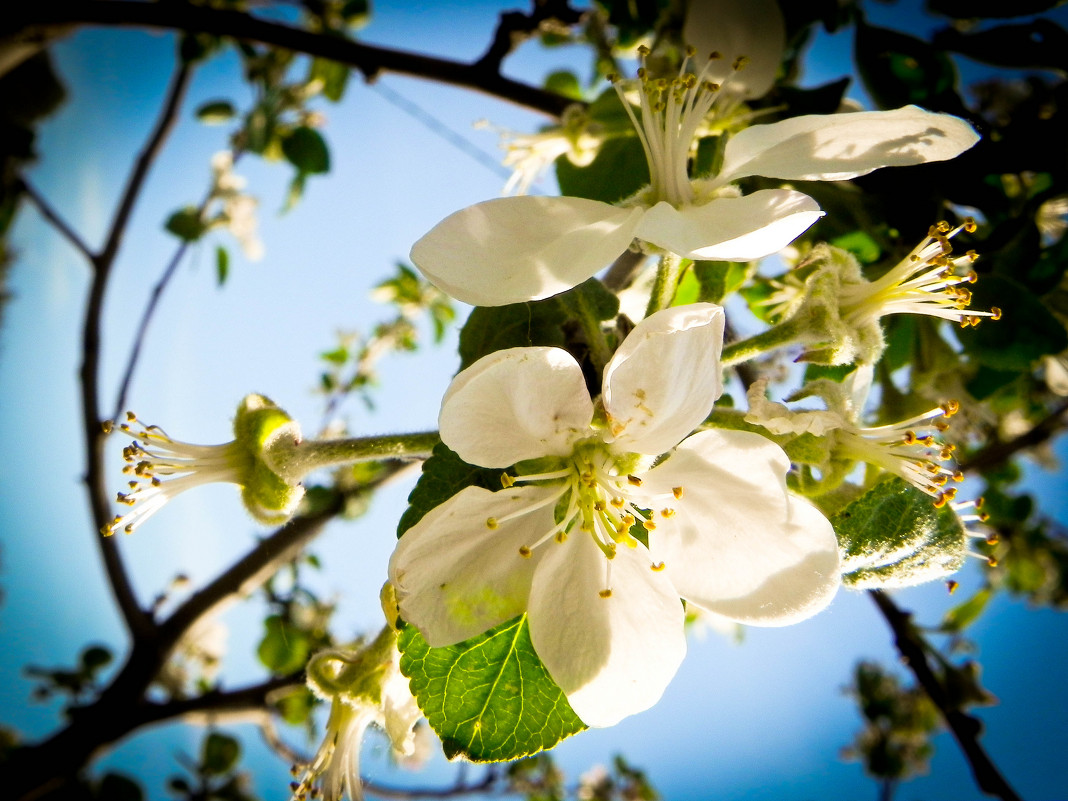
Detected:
[
  {"left": 2, "top": 0, "right": 576, "bottom": 118},
  {"left": 961, "top": 398, "right": 1068, "bottom": 474},
  {"left": 868, "top": 590, "right": 1022, "bottom": 801},
  {"left": 83, "top": 59, "right": 192, "bottom": 641}
]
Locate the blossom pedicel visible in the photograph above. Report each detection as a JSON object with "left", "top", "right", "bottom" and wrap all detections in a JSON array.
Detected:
[{"left": 388, "top": 304, "right": 841, "bottom": 727}]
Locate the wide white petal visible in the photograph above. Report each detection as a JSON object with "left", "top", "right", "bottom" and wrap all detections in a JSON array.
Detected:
[
  {"left": 716, "top": 105, "right": 980, "bottom": 185},
  {"left": 440, "top": 347, "right": 593, "bottom": 468},
  {"left": 410, "top": 196, "right": 645, "bottom": 306},
  {"left": 683, "top": 0, "right": 785, "bottom": 99},
  {"left": 389, "top": 484, "right": 559, "bottom": 647},
  {"left": 603, "top": 303, "right": 724, "bottom": 456},
  {"left": 643, "top": 430, "right": 840, "bottom": 626},
  {"left": 528, "top": 534, "right": 686, "bottom": 728},
  {"left": 635, "top": 191, "right": 823, "bottom": 262}
]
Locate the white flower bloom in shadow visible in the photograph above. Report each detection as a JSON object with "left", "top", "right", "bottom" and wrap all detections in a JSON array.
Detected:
[{"left": 389, "top": 304, "right": 840, "bottom": 727}]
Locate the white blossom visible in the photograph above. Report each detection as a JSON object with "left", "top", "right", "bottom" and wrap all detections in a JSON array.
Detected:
[{"left": 389, "top": 304, "right": 840, "bottom": 727}]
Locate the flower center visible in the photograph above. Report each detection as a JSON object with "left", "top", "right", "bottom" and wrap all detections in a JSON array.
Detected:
[
  {"left": 495, "top": 443, "right": 682, "bottom": 597},
  {"left": 610, "top": 45, "right": 742, "bottom": 207},
  {"left": 836, "top": 400, "right": 964, "bottom": 507},
  {"left": 839, "top": 219, "right": 1001, "bottom": 328},
  {"left": 101, "top": 412, "right": 246, "bottom": 536}
]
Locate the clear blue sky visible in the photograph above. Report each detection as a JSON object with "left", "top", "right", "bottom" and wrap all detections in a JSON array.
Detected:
[{"left": 1, "top": 2, "right": 1066, "bottom": 799}]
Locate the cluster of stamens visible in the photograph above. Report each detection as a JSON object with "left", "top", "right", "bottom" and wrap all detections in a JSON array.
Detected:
[
  {"left": 952, "top": 496, "right": 999, "bottom": 568},
  {"left": 488, "top": 446, "right": 683, "bottom": 598},
  {"left": 840, "top": 219, "right": 1001, "bottom": 328},
  {"left": 837, "top": 400, "right": 965, "bottom": 508},
  {"left": 100, "top": 412, "right": 241, "bottom": 536},
  {"left": 608, "top": 44, "right": 745, "bottom": 207}
]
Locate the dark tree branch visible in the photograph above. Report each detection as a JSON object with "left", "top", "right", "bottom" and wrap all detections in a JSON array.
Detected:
[
  {"left": 961, "top": 398, "right": 1068, "bottom": 474},
  {"left": 363, "top": 767, "right": 501, "bottom": 801},
  {"left": 82, "top": 59, "right": 192, "bottom": 641},
  {"left": 474, "top": 0, "right": 583, "bottom": 74},
  {"left": 17, "top": 177, "right": 95, "bottom": 260},
  {"left": 869, "top": 590, "right": 1023, "bottom": 801},
  {"left": 1, "top": 0, "right": 576, "bottom": 118}
]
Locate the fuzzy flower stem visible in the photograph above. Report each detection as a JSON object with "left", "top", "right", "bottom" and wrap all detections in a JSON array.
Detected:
[
  {"left": 720, "top": 319, "right": 804, "bottom": 366},
  {"left": 645, "top": 251, "right": 686, "bottom": 317},
  {"left": 268, "top": 431, "right": 440, "bottom": 484}
]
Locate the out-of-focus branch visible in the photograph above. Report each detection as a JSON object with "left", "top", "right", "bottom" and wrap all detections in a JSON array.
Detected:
[
  {"left": 17, "top": 177, "right": 94, "bottom": 259},
  {"left": 474, "top": 0, "right": 583, "bottom": 74},
  {"left": 2, "top": 0, "right": 577, "bottom": 118},
  {"left": 81, "top": 59, "right": 192, "bottom": 641},
  {"left": 868, "top": 590, "right": 1022, "bottom": 801},
  {"left": 140, "top": 673, "right": 304, "bottom": 729},
  {"left": 363, "top": 767, "right": 501, "bottom": 801},
  {"left": 961, "top": 398, "right": 1068, "bottom": 474}
]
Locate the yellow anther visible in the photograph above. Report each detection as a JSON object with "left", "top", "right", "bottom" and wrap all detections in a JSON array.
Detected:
[
  {"left": 637, "top": 44, "right": 650, "bottom": 56},
  {"left": 500, "top": 472, "right": 515, "bottom": 488},
  {"left": 708, "top": 50, "right": 722, "bottom": 60},
  {"left": 985, "top": 534, "right": 1000, "bottom": 545},
  {"left": 672, "top": 486, "right": 684, "bottom": 500},
  {"left": 934, "top": 492, "right": 949, "bottom": 508},
  {"left": 943, "top": 487, "right": 958, "bottom": 502},
  {"left": 555, "top": 531, "right": 568, "bottom": 543},
  {"left": 518, "top": 545, "right": 532, "bottom": 558},
  {"left": 642, "top": 518, "right": 657, "bottom": 531},
  {"left": 903, "top": 430, "right": 918, "bottom": 445},
  {"left": 732, "top": 55, "right": 749, "bottom": 71},
  {"left": 660, "top": 508, "right": 675, "bottom": 518},
  {"left": 947, "top": 579, "right": 959, "bottom": 593},
  {"left": 963, "top": 218, "right": 977, "bottom": 233},
  {"left": 952, "top": 470, "right": 965, "bottom": 482},
  {"left": 987, "top": 556, "right": 998, "bottom": 568},
  {"left": 486, "top": 517, "right": 499, "bottom": 530},
  {"left": 126, "top": 411, "right": 137, "bottom": 422},
  {"left": 940, "top": 400, "right": 960, "bottom": 417},
  {"left": 685, "top": 44, "right": 697, "bottom": 57},
  {"left": 627, "top": 474, "right": 643, "bottom": 487},
  {"left": 991, "top": 306, "right": 1002, "bottom": 320},
  {"left": 594, "top": 500, "right": 606, "bottom": 512},
  {"left": 101, "top": 420, "right": 114, "bottom": 434},
  {"left": 599, "top": 589, "right": 613, "bottom": 598},
  {"left": 610, "top": 496, "right": 625, "bottom": 508},
  {"left": 651, "top": 562, "right": 666, "bottom": 572}
]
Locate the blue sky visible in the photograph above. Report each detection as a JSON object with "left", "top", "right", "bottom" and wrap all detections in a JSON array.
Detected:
[{"left": 1, "top": 2, "right": 1066, "bottom": 799}]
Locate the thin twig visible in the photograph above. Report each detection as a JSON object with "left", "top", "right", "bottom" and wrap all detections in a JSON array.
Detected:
[
  {"left": 2, "top": 0, "right": 576, "bottom": 118},
  {"left": 82, "top": 59, "right": 193, "bottom": 640},
  {"left": 868, "top": 590, "right": 1023, "bottom": 801},
  {"left": 363, "top": 767, "right": 500, "bottom": 801},
  {"left": 474, "top": 0, "right": 583, "bottom": 74},
  {"left": 17, "top": 176, "right": 95, "bottom": 259}
]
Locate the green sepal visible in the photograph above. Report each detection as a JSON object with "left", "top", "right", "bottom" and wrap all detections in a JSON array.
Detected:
[
  {"left": 832, "top": 477, "right": 966, "bottom": 589},
  {"left": 232, "top": 394, "right": 304, "bottom": 523},
  {"left": 398, "top": 616, "right": 586, "bottom": 762}
]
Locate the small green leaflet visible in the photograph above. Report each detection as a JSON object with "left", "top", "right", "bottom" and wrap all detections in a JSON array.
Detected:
[
  {"left": 832, "top": 476, "right": 966, "bottom": 588},
  {"left": 398, "top": 616, "right": 586, "bottom": 762}
]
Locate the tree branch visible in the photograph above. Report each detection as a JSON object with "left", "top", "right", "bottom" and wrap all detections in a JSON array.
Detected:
[
  {"left": 868, "top": 590, "right": 1022, "bottom": 801},
  {"left": 16, "top": 176, "right": 95, "bottom": 260},
  {"left": 2, "top": 0, "right": 576, "bottom": 118},
  {"left": 961, "top": 398, "right": 1068, "bottom": 474},
  {"left": 82, "top": 58, "right": 192, "bottom": 641}
]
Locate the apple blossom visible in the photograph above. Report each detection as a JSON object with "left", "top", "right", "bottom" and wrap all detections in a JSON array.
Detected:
[{"left": 388, "top": 304, "right": 841, "bottom": 727}]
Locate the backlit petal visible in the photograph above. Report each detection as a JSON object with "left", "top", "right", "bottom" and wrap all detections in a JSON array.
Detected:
[
  {"left": 716, "top": 105, "right": 979, "bottom": 185},
  {"left": 389, "top": 484, "right": 559, "bottom": 647},
  {"left": 528, "top": 534, "right": 686, "bottom": 728},
  {"left": 410, "top": 196, "right": 645, "bottom": 306},
  {"left": 683, "top": 0, "right": 785, "bottom": 99},
  {"left": 635, "top": 191, "right": 823, "bottom": 262},
  {"left": 603, "top": 304, "right": 725, "bottom": 456},
  {"left": 643, "top": 430, "right": 840, "bottom": 625},
  {"left": 440, "top": 347, "right": 593, "bottom": 468}
]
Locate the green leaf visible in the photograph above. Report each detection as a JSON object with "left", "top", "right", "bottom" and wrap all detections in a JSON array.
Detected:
[
  {"left": 691, "top": 260, "right": 748, "bottom": 305},
  {"left": 398, "top": 616, "right": 586, "bottom": 761},
  {"left": 282, "top": 126, "right": 331, "bottom": 174},
  {"left": 940, "top": 587, "right": 992, "bottom": 633},
  {"left": 556, "top": 134, "right": 648, "bottom": 204},
  {"left": 832, "top": 477, "right": 966, "bottom": 588},
  {"left": 215, "top": 245, "right": 230, "bottom": 286},
  {"left": 855, "top": 21, "right": 959, "bottom": 110},
  {"left": 959, "top": 275, "right": 1068, "bottom": 371},
  {"left": 274, "top": 687, "right": 316, "bottom": 725},
  {"left": 397, "top": 442, "right": 502, "bottom": 538},
  {"left": 195, "top": 100, "right": 236, "bottom": 124},
  {"left": 257, "top": 616, "right": 310, "bottom": 674},
  {"left": 165, "top": 206, "right": 207, "bottom": 242},
  {"left": 310, "top": 58, "right": 350, "bottom": 103},
  {"left": 202, "top": 732, "right": 241, "bottom": 776},
  {"left": 458, "top": 298, "right": 568, "bottom": 371},
  {"left": 544, "top": 70, "right": 583, "bottom": 100}
]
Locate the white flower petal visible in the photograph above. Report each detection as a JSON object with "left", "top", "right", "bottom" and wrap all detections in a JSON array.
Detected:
[
  {"left": 635, "top": 191, "right": 823, "bottom": 262},
  {"left": 528, "top": 534, "right": 686, "bottom": 728},
  {"left": 683, "top": 0, "right": 785, "bottom": 99},
  {"left": 410, "top": 196, "right": 645, "bottom": 306},
  {"left": 603, "top": 303, "right": 725, "bottom": 456},
  {"left": 440, "top": 347, "right": 593, "bottom": 468},
  {"left": 389, "top": 484, "right": 559, "bottom": 647},
  {"left": 644, "top": 429, "right": 840, "bottom": 625},
  {"left": 716, "top": 105, "right": 980, "bottom": 184}
]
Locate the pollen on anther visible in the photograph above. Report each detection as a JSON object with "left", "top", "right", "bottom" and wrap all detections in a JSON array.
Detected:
[
  {"left": 991, "top": 306, "right": 1002, "bottom": 321},
  {"left": 672, "top": 486, "right": 684, "bottom": 500},
  {"left": 660, "top": 508, "right": 675, "bottom": 518},
  {"left": 651, "top": 561, "right": 666, "bottom": 572},
  {"left": 518, "top": 545, "right": 532, "bottom": 558},
  {"left": 599, "top": 589, "right": 613, "bottom": 598},
  {"left": 627, "top": 474, "right": 643, "bottom": 487},
  {"left": 500, "top": 472, "right": 515, "bottom": 488},
  {"left": 486, "top": 517, "right": 499, "bottom": 530},
  {"left": 643, "top": 519, "right": 657, "bottom": 531},
  {"left": 947, "top": 579, "right": 959, "bottom": 594}
]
